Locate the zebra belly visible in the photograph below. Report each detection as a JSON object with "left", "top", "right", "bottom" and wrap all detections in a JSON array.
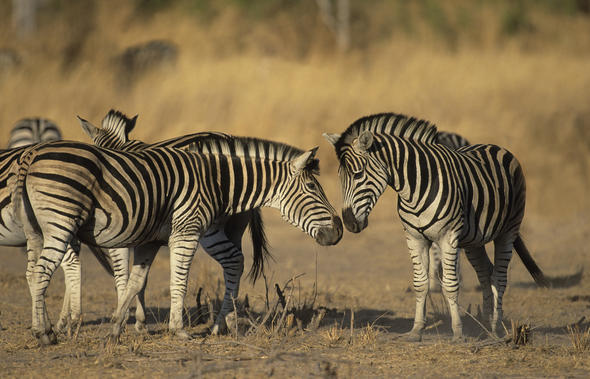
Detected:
[
  {"left": 76, "top": 208, "right": 172, "bottom": 249},
  {"left": 0, "top": 219, "right": 25, "bottom": 246}
]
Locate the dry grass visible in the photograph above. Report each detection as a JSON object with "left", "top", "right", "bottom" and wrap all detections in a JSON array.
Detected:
[
  {"left": 1, "top": 2, "right": 590, "bottom": 377},
  {"left": 0, "top": 2, "right": 588, "bottom": 228},
  {"left": 567, "top": 322, "right": 590, "bottom": 353}
]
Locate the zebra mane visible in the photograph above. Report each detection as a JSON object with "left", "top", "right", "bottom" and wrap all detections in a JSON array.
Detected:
[
  {"left": 335, "top": 113, "right": 438, "bottom": 154},
  {"left": 101, "top": 109, "right": 137, "bottom": 141},
  {"left": 186, "top": 134, "right": 306, "bottom": 162}
]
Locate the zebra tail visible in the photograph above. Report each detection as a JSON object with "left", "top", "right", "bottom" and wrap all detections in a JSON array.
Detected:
[
  {"left": 247, "top": 209, "right": 273, "bottom": 283},
  {"left": 514, "top": 235, "right": 549, "bottom": 288},
  {"left": 87, "top": 245, "right": 115, "bottom": 277},
  {"left": 13, "top": 148, "right": 41, "bottom": 234}
]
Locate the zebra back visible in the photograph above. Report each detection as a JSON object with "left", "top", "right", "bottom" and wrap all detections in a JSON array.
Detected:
[
  {"left": 436, "top": 131, "right": 470, "bottom": 150},
  {"left": 8, "top": 118, "right": 62, "bottom": 148},
  {"left": 81, "top": 110, "right": 272, "bottom": 281}
]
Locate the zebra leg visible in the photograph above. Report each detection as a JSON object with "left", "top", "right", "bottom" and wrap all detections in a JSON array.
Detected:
[
  {"left": 56, "top": 244, "right": 82, "bottom": 335},
  {"left": 134, "top": 272, "right": 148, "bottom": 333},
  {"left": 104, "top": 248, "right": 137, "bottom": 328},
  {"left": 110, "top": 243, "right": 159, "bottom": 341},
  {"left": 29, "top": 236, "right": 71, "bottom": 345},
  {"left": 25, "top": 236, "right": 44, "bottom": 291},
  {"left": 439, "top": 242, "right": 463, "bottom": 342},
  {"left": 464, "top": 246, "right": 493, "bottom": 328},
  {"left": 168, "top": 234, "right": 200, "bottom": 340},
  {"left": 200, "top": 219, "right": 247, "bottom": 335},
  {"left": 404, "top": 233, "right": 431, "bottom": 342},
  {"left": 100, "top": 247, "right": 148, "bottom": 333},
  {"left": 491, "top": 237, "right": 514, "bottom": 336},
  {"left": 428, "top": 243, "right": 443, "bottom": 293}
]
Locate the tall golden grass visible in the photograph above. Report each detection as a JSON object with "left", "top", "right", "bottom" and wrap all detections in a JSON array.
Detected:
[{"left": 0, "top": 0, "right": 589, "bottom": 224}]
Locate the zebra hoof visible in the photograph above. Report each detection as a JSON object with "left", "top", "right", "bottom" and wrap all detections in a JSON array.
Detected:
[
  {"left": 403, "top": 331, "right": 423, "bottom": 342},
  {"left": 135, "top": 321, "right": 148, "bottom": 334},
  {"left": 451, "top": 335, "right": 467, "bottom": 344},
  {"left": 173, "top": 329, "right": 192, "bottom": 340},
  {"left": 36, "top": 330, "right": 58, "bottom": 346}
]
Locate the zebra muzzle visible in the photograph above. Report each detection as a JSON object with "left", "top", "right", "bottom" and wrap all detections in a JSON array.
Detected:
[
  {"left": 342, "top": 207, "right": 368, "bottom": 233},
  {"left": 315, "top": 216, "right": 343, "bottom": 246}
]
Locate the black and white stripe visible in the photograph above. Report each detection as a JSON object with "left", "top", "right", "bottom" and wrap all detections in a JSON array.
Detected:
[
  {"left": 15, "top": 120, "right": 342, "bottom": 344},
  {"left": 324, "top": 113, "right": 546, "bottom": 342},
  {"left": 83, "top": 110, "right": 271, "bottom": 334},
  {"left": 2, "top": 119, "right": 83, "bottom": 334},
  {"left": 428, "top": 131, "right": 471, "bottom": 291},
  {"left": 8, "top": 118, "right": 62, "bottom": 148}
]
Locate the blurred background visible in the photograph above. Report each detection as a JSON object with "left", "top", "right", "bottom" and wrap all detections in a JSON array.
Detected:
[{"left": 1, "top": 0, "right": 589, "bottom": 301}]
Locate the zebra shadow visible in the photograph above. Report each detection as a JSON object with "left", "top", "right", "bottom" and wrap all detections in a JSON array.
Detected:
[
  {"left": 79, "top": 305, "right": 494, "bottom": 341},
  {"left": 512, "top": 267, "right": 584, "bottom": 289}
]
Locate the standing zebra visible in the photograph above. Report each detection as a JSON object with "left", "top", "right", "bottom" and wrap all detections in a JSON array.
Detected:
[
  {"left": 8, "top": 118, "right": 62, "bottom": 148},
  {"left": 324, "top": 113, "right": 547, "bottom": 342},
  {"left": 2, "top": 118, "right": 82, "bottom": 334},
  {"left": 79, "top": 110, "right": 271, "bottom": 334},
  {"left": 13, "top": 129, "right": 342, "bottom": 345}
]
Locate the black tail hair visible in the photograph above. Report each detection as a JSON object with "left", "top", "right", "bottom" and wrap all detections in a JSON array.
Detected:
[
  {"left": 247, "top": 209, "right": 273, "bottom": 283},
  {"left": 87, "top": 245, "right": 115, "bottom": 277},
  {"left": 14, "top": 147, "right": 41, "bottom": 236},
  {"left": 514, "top": 235, "right": 549, "bottom": 288}
]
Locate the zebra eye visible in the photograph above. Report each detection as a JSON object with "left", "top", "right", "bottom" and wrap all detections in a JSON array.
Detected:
[
  {"left": 306, "top": 182, "right": 317, "bottom": 191},
  {"left": 353, "top": 170, "right": 364, "bottom": 180}
]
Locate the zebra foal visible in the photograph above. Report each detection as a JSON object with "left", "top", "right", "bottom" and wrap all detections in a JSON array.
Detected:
[
  {"left": 13, "top": 128, "right": 342, "bottom": 345},
  {"left": 324, "top": 113, "right": 547, "bottom": 342}
]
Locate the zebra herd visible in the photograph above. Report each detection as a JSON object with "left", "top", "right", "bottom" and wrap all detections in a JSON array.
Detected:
[{"left": 2, "top": 111, "right": 547, "bottom": 345}]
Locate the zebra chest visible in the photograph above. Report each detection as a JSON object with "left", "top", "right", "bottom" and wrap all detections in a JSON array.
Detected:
[{"left": 396, "top": 201, "right": 455, "bottom": 241}]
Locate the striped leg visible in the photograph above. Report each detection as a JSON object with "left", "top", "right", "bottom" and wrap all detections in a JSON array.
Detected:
[
  {"left": 110, "top": 243, "right": 159, "bottom": 340},
  {"left": 168, "top": 233, "right": 200, "bottom": 339},
  {"left": 104, "top": 247, "right": 148, "bottom": 332},
  {"left": 29, "top": 232, "right": 72, "bottom": 345},
  {"left": 200, "top": 216, "right": 248, "bottom": 335},
  {"left": 439, "top": 241, "right": 463, "bottom": 342},
  {"left": 404, "top": 232, "right": 431, "bottom": 342},
  {"left": 428, "top": 243, "right": 443, "bottom": 292},
  {"left": 491, "top": 236, "right": 514, "bottom": 336},
  {"left": 464, "top": 246, "right": 493, "bottom": 328},
  {"left": 56, "top": 245, "right": 82, "bottom": 334}
]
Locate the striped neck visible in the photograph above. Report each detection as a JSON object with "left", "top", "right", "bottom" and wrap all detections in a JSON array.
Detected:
[
  {"left": 376, "top": 133, "right": 446, "bottom": 208},
  {"left": 205, "top": 153, "right": 291, "bottom": 215}
]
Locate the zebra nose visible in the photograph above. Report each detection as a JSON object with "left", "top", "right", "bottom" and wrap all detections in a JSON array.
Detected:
[
  {"left": 315, "top": 215, "right": 343, "bottom": 246},
  {"left": 342, "top": 207, "right": 367, "bottom": 233}
]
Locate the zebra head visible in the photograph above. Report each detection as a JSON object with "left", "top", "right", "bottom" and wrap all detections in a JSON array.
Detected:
[
  {"left": 278, "top": 147, "right": 343, "bottom": 246},
  {"left": 78, "top": 109, "right": 137, "bottom": 149},
  {"left": 324, "top": 131, "right": 389, "bottom": 233}
]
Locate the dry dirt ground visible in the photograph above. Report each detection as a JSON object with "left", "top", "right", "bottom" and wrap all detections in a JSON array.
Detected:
[{"left": 1, "top": 194, "right": 589, "bottom": 378}]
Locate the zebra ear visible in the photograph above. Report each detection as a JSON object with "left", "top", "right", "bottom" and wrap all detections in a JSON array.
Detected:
[
  {"left": 322, "top": 133, "right": 340, "bottom": 147},
  {"left": 355, "top": 130, "right": 374, "bottom": 152},
  {"left": 291, "top": 147, "right": 319, "bottom": 173},
  {"left": 126, "top": 115, "right": 138, "bottom": 135},
  {"left": 78, "top": 115, "right": 100, "bottom": 140}
]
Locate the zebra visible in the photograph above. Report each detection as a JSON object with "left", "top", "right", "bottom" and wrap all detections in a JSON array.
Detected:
[
  {"left": 13, "top": 126, "right": 342, "bottom": 345},
  {"left": 79, "top": 110, "right": 272, "bottom": 335},
  {"left": 428, "top": 131, "right": 471, "bottom": 292},
  {"left": 323, "top": 113, "right": 547, "bottom": 342},
  {"left": 8, "top": 118, "right": 62, "bottom": 148},
  {"left": 2, "top": 119, "right": 83, "bottom": 334}
]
